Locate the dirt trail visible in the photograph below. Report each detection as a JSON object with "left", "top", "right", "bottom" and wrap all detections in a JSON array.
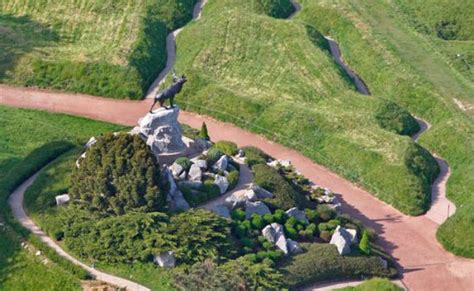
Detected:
[
  {"left": 145, "top": 0, "right": 207, "bottom": 99},
  {"left": 412, "top": 118, "right": 456, "bottom": 225},
  {"left": 8, "top": 173, "right": 150, "bottom": 291},
  {"left": 2, "top": 84, "right": 473, "bottom": 290}
]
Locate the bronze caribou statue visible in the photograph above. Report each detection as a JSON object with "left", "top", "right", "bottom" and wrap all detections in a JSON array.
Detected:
[{"left": 149, "top": 73, "right": 187, "bottom": 113}]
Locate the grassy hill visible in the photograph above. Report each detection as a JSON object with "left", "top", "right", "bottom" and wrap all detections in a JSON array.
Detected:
[
  {"left": 392, "top": 0, "right": 474, "bottom": 86},
  {"left": 0, "top": 105, "right": 123, "bottom": 289},
  {"left": 294, "top": 0, "right": 474, "bottom": 257},
  {"left": 172, "top": 0, "right": 438, "bottom": 216},
  {"left": 0, "top": 0, "right": 197, "bottom": 99}
]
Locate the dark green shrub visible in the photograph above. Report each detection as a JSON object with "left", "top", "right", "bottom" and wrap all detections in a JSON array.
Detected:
[
  {"left": 214, "top": 141, "right": 238, "bottom": 156},
  {"left": 263, "top": 213, "right": 274, "bottom": 224},
  {"left": 319, "top": 231, "right": 331, "bottom": 242},
  {"left": 273, "top": 209, "right": 286, "bottom": 224},
  {"left": 318, "top": 223, "right": 329, "bottom": 232},
  {"left": 305, "top": 209, "right": 320, "bottom": 224},
  {"left": 207, "top": 147, "right": 224, "bottom": 165},
  {"left": 262, "top": 241, "right": 273, "bottom": 250},
  {"left": 201, "top": 180, "right": 221, "bottom": 198},
  {"left": 252, "top": 164, "right": 310, "bottom": 210},
  {"left": 234, "top": 223, "right": 247, "bottom": 238},
  {"left": 242, "top": 146, "right": 271, "bottom": 168},
  {"left": 53, "top": 230, "right": 64, "bottom": 241},
  {"left": 328, "top": 219, "right": 341, "bottom": 229},
  {"left": 359, "top": 230, "right": 371, "bottom": 255},
  {"left": 375, "top": 101, "right": 420, "bottom": 136},
  {"left": 70, "top": 133, "right": 166, "bottom": 216},
  {"left": 317, "top": 204, "right": 336, "bottom": 222},
  {"left": 240, "top": 237, "right": 255, "bottom": 249},
  {"left": 251, "top": 214, "right": 265, "bottom": 230},
  {"left": 199, "top": 122, "right": 210, "bottom": 140},
  {"left": 285, "top": 227, "right": 298, "bottom": 240},
  {"left": 279, "top": 243, "right": 396, "bottom": 288},
  {"left": 176, "top": 157, "right": 193, "bottom": 171},
  {"left": 231, "top": 209, "right": 246, "bottom": 221},
  {"left": 256, "top": 0, "right": 296, "bottom": 18},
  {"left": 227, "top": 170, "right": 240, "bottom": 190},
  {"left": 285, "top": 216, "right": 298, "bottom": 228},
  {"left": 307, "top": 223, "right": 318, "bottom": 233}
]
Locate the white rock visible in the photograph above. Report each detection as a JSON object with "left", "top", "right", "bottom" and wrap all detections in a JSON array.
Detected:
[
  {"left": 268, "top": 159, "right": 291, "bottom": 168},
  {"left": 214, "top": 175, "right": 229, "bottom": 194},
  {"left": 210, "top": 205, "right": 230, "bottom": 218},
  {"left": 170, "top": 163, "right": 184, "bottom": 179},
  {"left": 85, "top": 136, "right": 97, "bottom": 148},
  {"left": 244, "top": 189, "right": 258, "bottom": 201},
  {"left": 213, "top": 155, "right": 229, "bottom": 172},
  {"left": 262, "top": 223, "right": 285, "bottom": 244},
  {"left": 153, "top": 251, "right": 176, "bottom": 268},
  {"left": 330, "top": 226, "right": 352, "bottom": 255},
  {"left": 236, "top": 149, "right": 245, "bottom": 158},
  {"left": 225, "top": 193, "right": 249, "bottom": 209},
  {"left": 165, "top": 168, "right": 190, "bottom": 211},
  {"left": 191, "top": 158, "right": 208, "bottom": 170},
  {"left": 250, "top": 184, "right": 274, "bottom": 199},
  {"left": 346, "top": 229, "right": 358, "bottom": 245},
  {"left": 245, "top": 201, "right": 271, "bottom": 219},
  {"left": 75, "top": 152, "right": 86, "bottom": 169},
  {"left": 55, "top": 194, "right": 70, "bottom": 206},
  {"left": 136, "top": 107, "right": 186, "bottom": 155},
  {"left": 286, "top": 238, "right": 303, "bottom": 254},
  {"left": 275, "top": 235, "right": 289, "bottom": 255},
  {"left": 188, "top": 164, "right": 202, "bottom": 183},
  {"left": 35, "top": 251, "right": 42, "bottom": 256},
  {"left": 285, "top": 207, "right": 309, "bottom": 224}
]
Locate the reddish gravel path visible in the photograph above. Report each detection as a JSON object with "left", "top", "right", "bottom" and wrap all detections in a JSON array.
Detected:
[{"left": 1, "top": 84, "right": 473, "bottom": 290}]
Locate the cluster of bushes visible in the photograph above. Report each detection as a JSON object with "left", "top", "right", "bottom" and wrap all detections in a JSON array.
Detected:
[
  {"left": 173, "top": 256, "right": 284, "bottom": 290},
  {"left": 59, "top": 209, "right": 236, "bottom": 265},
  {"left": 214, "top": 141, "right": 238, "bottom": 156},
  {"left": 180, "top": 181, "right": 221, "bottom": 207},
  {"left": 70, "top": 133, "right": 167, "bottom": 215},
  {"left": 279, "top": 243, "right": 397, "bottom": 288},
  {"left": 252, "top": 164, "right": 311, "bottom": 210},
  {"left": 229, "top": 204, "right": 361, "bottom": 257}
]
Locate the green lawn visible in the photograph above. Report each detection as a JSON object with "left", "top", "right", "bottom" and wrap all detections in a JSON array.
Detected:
[
  {"left": 392, "top": 0, "right": 474, "bottom": 84},
  {"left": 335, "top": 278, "right": 402, "bottom": 291},
  {"left": 295, "top": 0, "right": 474, "bottom": 257},
  {"left": 0, "top": 0, "right": 197, "bottom": 99},
  {"left": 173, "top": 0, "right": 439, "bottom": 216},
  {"left": 0, "top": 105, "right": 124, "bottom": 290}
]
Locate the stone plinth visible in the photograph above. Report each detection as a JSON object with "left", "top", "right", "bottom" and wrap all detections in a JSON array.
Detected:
[{"left": 131, "top": 106, "right": 187, "bottom": 164}]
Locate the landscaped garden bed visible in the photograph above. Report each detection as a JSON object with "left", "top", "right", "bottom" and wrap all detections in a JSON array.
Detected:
[{"left": 23, "top": 125, "right": 397, "bottom": 289}]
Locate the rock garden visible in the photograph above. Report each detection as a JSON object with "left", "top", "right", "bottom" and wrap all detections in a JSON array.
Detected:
[{"left": 24, "top": 107, "right": 397, "bottom": 289}]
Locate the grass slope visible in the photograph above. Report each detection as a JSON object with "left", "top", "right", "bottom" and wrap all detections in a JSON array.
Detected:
[
  {"left": 335, "top": 278, "right": 402, "bottom": 291},
  {"left": 173, "top": 0, "right": 438, "bottom": 215},
  {"left": 0, "top": 105, "right": 123, "bottom": 289},
  {"left": 295, "top": 0, "right": 474, "bottom": 257},
  {"left": 0, "top": 0, "right": 197, "bottom": 99},
  {"left": 393, "top": 0, "right": 474, "bottom": 83}
]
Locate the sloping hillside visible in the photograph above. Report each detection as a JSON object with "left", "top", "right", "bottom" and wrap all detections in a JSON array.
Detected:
[
  {"left": 173, "top": 0, "right": 439, "bottom": 215},
  {"left": 295, "top": 0, "right": 474, "bottom": 258},
  {"left": 0, "top": 0, "right": 197, "bottom": 99}
]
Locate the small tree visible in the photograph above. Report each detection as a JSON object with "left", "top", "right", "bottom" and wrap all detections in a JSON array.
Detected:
[
  {"left": 199, "top": 122, "right": 210, "bottom": 140},
  {"left": 359, "top": 230, "right": 371, "bottom": 255}
]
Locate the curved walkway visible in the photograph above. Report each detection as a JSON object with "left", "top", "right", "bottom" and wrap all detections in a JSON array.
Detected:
[
  {"left": 412, "top": 118, "right": 456, "bottom": 225},
  {"left": 199, "top": 160, "right": 253, "bottom": 210},
  {"left": 145, "top": 0, "right": 207, "bottom": 99},
  {"left": 2, "top": 85, "right": 474, "bottom": 290},
  {"left": 7, "top": 172, "right": 150, "bottom": 291}
]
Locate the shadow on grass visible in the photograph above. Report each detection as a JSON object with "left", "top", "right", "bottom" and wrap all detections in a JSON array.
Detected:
[{"left": 0, "top": 14, "right": 59, "bottom": 80}]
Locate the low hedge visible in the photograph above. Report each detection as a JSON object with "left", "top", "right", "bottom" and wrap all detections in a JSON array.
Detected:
[
  {"left": 214, "top": 141, "right": 238, "bottom": 156},
  {"left": 242, "top": 146, "right": 272, "bottom": 168},
  {"left": 375, "top": 101, "right": 420, "bottom": 136},
  {"left": 0, "top": 141, "right": 89, "bottom": 280},
  {"left": 278, "top": 243, "right": 396, "bottom": 288},
  {"left": 252, "top": 164, "right": 311, "bottom": 210}
]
